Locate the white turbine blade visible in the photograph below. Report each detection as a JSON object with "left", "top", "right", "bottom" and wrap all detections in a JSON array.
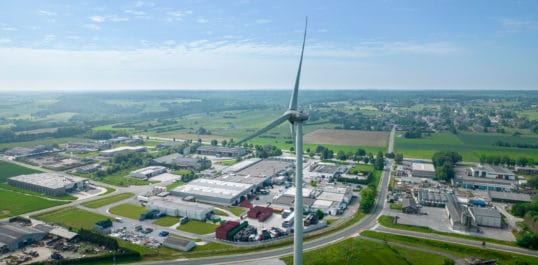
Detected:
[
  {"left": 288, "top": 17, "right": 308, "bottom": 111},
  {"left": 235, "top": 114, "right": 290, "bottom": 146}
]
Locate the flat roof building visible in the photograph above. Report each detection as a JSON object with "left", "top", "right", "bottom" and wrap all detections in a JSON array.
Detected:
[
  {"left": 99, "top": 146, "right": 147, "bottom": 157},
  {"left": 8, "top": 173, "right": 88, "bottom": 196},
  {"left": 216, "top": 174, "right": 270, "bottom": 189},
  {"left": 163, "top": 236, "right": 196, "bottom": 252},
  {"left": 152, "top": 153, "right": 203, "bottom": 170},
  {"left": 309, "top": 163, "right": 347, "bottom": 179},
  {"left": 467, "top": 164, "right": 515, "bottom": 180},
  {"left": 515, "top": 166, "right": 538, "bottom": 175},
  {"left": 469, "top": 207, "right": 502, "bottom": 228},
  {"left": 488, "top": 191, "right": 532, "bottom": 203},
  {"left": 196, "top": 146, "right": 246, "bottom": 157},
  {"left": 418, "top": 189, "right": 447, "bottom": 207},
  {"left": 411, "top": 163, "right": 436, "bottom": 178},
  {"left": 170, "top": 178, "right": 254, "bottom": 206},
  {"left": 146, "top": 197, "right": 213, "bottom": 221},
  {"left": 455, "top": 175, "right": 515, "bottom": 192},
  {"left": 130, "top": 166, "right": 167, "bottom": 180},
  {"left": 236, "top": 159, "right": 292, "bottom": 178},
  {"left": 0, "top": 223, "right": 47, "bottom": 251}
]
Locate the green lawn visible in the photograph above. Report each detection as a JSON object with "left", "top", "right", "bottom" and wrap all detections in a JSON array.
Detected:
[
  {"left": 99, "top": 187, "right": 116, "bottom": 196},
  {"left": 226, "top": 207, "right": 247, "bottom": 216},
  {"left": 95, "top": 168, "right": 152, "bottom": 187},
  {"left": 153, "top": 216, "right": 179, "bottom": 227},
  {"left": 82, "top": 193, "right": 134, "bottom": 208},
  {"left": 220, "top": 160, "right": 237, "bottom": 166},
  {"left": 281, "top": 237, "right": 448, "bottom": 265},
  {"left": 109, "top": 203, "right": 147, "bottom": 219},
  {"left": 177, "top": 220, "right": 218, "bottom": 235},
  {"left": 361, "top": 231, "right": 537, "bottom": 265},
  {"left": 0, "top": 161, "right": 42, "bottom": 182},
  {"left": 378, "top": 215, "right": 516, "bottom": 247},
  {"left": 166, "top": 180, "right": 185, "bottom": 191},
  {"left": 389, "top": 203, "right": 402, "bottom": 210},
  {"left": 33, "top": 207, "right": 111, "bottom": 230},
  {"left": 395, "top": 131, "right": 538, "bottom": 161},
  {"left": 0, "top": 189, "right": 68, "bottom": 218},
  {"left": 213, "top": 209, "right": 229, "bottom": 216},
  {"left": 171, "top": 169, "right": 192, "bottom": 175}
]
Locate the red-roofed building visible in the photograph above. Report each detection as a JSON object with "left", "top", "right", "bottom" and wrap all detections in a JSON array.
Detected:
[
  {"left": 215, "top": 221, "right": 240, "bottom": 240},
  {"left": 247, "top": 206, "right": 273, "bottom": 222}
]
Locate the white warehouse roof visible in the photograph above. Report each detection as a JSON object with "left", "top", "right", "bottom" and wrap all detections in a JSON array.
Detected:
[
  {"left": 172, "top": 178, "right": 253, "bottom": 200},
  {"left": 9, "top": 173, "right": 87, "bottom": 189}
]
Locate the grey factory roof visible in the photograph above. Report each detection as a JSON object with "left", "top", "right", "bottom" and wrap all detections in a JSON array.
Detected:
[
  {"left": 476, "top": 164, "right": 514, "bottom": 175},
  {"left": 456, "top": 175, "right": 515, "bottom": 185},
  {"left": 9, "top": 173, "right": 86, "bottom": 189},
  {"left": 197, "top": 146, "right": 243, "bottom": 153},
  {"left": 147, "top": 197, "right": 214, "bottom": 213},
  {"left": 469, "top": 207, "right": 501, "bottom": 218},
  {"left": 164, "top": 236, "right": 194, "bottom": 247},
  {"left": 312, "top": 164, "right": 347, "bottom": 174},
  {"left": 236, "top": 159, "right": 291, "bottom": 177},
  {"left": 412, "top": 163, "right": 435, "bottom": 172},
  {"left": 272, "top": 194, "right": 316, "bottom": 207},
  {"left": 488, "top": 191, "right": 532, "bottom": 203},
  {"left": 0, "top": 223, "right": 46, "bottom": 245},
  {"left": 172, "top": 178, "right": 253, "bottom": 200},
  {"left": 217, "top": 174, "right": 269, "bottom": 186}
]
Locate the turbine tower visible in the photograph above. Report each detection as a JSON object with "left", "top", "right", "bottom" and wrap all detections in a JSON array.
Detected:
[{"left": 235, "top": 18, "right": 308, "bottom": 265}]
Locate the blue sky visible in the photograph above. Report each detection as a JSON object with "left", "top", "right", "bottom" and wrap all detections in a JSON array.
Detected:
[{"left": 1, "top": 0, "right": 537, "bottom": 91}]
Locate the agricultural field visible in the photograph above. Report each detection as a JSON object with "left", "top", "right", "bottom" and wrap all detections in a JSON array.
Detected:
[
  {"left": 33, "top": 207, "right": 111, "bottom": 230},
  {"left": 82, "top": 193, "right": 134, "bottom": 208},
  {"left": 0, "top": 161, "right": 42, "bottom": 182},
  {"left": 109, "top": 203, "right": 147, "bottom": 219},
  {"left": 281, "top": 237, "right": 448, "bottom": 265},
  {"left": 395, "top": 132, "right": 538, "bottom": 161},
  {"left": 304, "top": 129, "right": 388, "bottom": 147},
  {"left": 0, "top": 189, "right": 68, "bottom": 218}
]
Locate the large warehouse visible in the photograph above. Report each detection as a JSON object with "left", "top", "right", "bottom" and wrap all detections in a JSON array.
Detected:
[
  {"left": 171, "top": 178, "right": 254, "bottom": 205},
  {"left": 0, "top": 223, "right": 47, "bottom": 251},
  {"left": 146, "top": 197, "right": 214, "bottom": 221},
  {"left": 8, "top": 173, "right": 89, "bottom": 196}
]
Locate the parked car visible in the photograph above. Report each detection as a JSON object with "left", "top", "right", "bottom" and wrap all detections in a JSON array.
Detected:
[{"left": 159, "top": 231, "right": 169, "bottom": 237}]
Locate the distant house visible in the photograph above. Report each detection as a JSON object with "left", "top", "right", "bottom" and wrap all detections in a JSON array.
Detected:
[
  {"left": 401, "top": 197, "right": 418, "bottom": 214},
  {"left": 515, "top": 166, "right": 538, "bottom": 175}
]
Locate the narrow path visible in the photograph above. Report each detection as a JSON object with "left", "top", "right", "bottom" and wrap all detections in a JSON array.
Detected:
[{"left": 388, "top": 125, "right": 396, "bottom": 154}]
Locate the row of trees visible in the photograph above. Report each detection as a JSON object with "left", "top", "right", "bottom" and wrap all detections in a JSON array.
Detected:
[
  {"left": 493, "top": 140, "right": 538, "bottom": 149},
  {"left": 432, "top": 151, "right": 462, "bottom": 181},
  {"left": 479, "top": 154, "right": 535, "bottom": 167}
]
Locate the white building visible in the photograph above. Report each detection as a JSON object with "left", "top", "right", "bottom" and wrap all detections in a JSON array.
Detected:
[
  {"left": 469, "top": 207, "right": 502, "bottom": 228},
  {"left": 467, "top": 164, "right": 515, "bottom": 180},
  {"left": 129, "top": 166, "right": 167, "bottom": 180},
  {"left": 8, "top": 173, "right": 88, "bottom": 196},
  {"left": 146, "top": 197, "right": 213, "bottom": 221},
  {"left": 170, "top": 178, "right": 254, "bottom": 206},
  {"left": 163, "top": 236, "right": 196, "bottom": 252},
  {"left": 99, "top": 146, "right": 147, "bottom": 157},
  {"left": 411, "top": 162, "right": 435, "bottom": 178},
  {"left": 309, "top": 163, "right": 347, "bottom": 179}
]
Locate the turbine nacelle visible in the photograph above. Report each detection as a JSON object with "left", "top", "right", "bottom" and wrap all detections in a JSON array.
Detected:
[{"left": 285, "top": 110, "right": 309, "bottom": 123}]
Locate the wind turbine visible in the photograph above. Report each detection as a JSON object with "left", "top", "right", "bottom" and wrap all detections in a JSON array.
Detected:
[{"left": 234, "top": 19, "right": 308, "bottom": 265}]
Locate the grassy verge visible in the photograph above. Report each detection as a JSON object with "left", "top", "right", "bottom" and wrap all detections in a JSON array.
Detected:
[
  {"left": 0, "top": 189, "right": 68, "bottom": 218},
  {"left": 378, "top": 215, "right": 517, "bottom": 247},
  {"left": 0, "top": 160, "right": 42, "bottom": 182},
  {"left": 220, "top": 160, "right": 237, "bottom": 166},
  {"left": 153, "top": 216, "right": 179, "bottom": 227},
  {"left": 213, "top": 209, "right": 229, "bottom": 216},
  {"left": 82, "top": 193, "right": 134, "bottom": 208},
  {"left": 177, "top": 220, "right": 219, "bottom": 235},
  {"left": 99, "top": 187, "right": 116, "bottom": 196},
  {"left": 389, "top": 203, "right": 402, "bottom": 210},
  {"left": 281, "top": 236, "right": 448, "bottom": 265},
  {"left": 361, "top": 230, "right": 537, "bottom": 265},
  {"left": 226, "top": 206, "right": 247, "bottom": 216},
  {"left": 109, "top": 203, "right": 147, "bottom": 219},
  {"left": 33, "top": 207, "right": 110, "bottom": 230},
  {"left": 166, "top": 180, "right": 185, "bottom": 191}
]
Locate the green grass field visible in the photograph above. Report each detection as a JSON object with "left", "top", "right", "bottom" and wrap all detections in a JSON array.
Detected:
[
  {"left": 362, "top": 231, "right": 537, "bottom": 265},
  {"left": 153, "top": 216, "right": 179, "bottom": 227},
  {"left": 281, "top": 237, "right": 448, "bottom": 265},
  {"left": 166, "top": 180, "right": 185, "bottom": 191},
  {"left": 226, "top": 207, "right": 247, "bottom": 216},
  {"left": 109, "top": 203, "right": 147, "bottom": 219},
  {"left": 0, "top": 161, "right": 42, "bottom": 182},
  {"left": 0, "top": 189, "right": 68, "bottom": 218},
  {"left": 395, "top": 132, "right": 538, "bottom": 161},
  {"left": 0, "top": 183, "right": 77, "bottom": 200},
  {"left": 177, "top": 220, "right": 218, "bottom": 235},
  {"left": 82, "top": 193, "right": 134, "bottom": 208},
  {"left": 33, "top": 207, "right": 111, "bottom": 230},
  {"left": 95, "top": 168, "right": 153, "bottom": 187}
]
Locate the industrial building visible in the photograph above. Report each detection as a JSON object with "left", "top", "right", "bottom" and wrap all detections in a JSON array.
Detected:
[
  {"left": 152, "top": 153, "right": 203, "bottom": 170},
  {"left": 223, "top": 158, "right": 262, "bottom": 174},
  {"left": 236, "top": 159, "right": 292, "bottom": 178},
  {"left": 466, "top": 164, "right": 515, "bottom": 180},
  {"left": 215, "top": 221, "right": 249, "bottom": 241},
  {"left": 70, "top": 163, "right": 101, "bottom": 174},
  {"left": 65, "top": 141, "right": 110, "bottom": 153},
  {"left": 129, "top": 166, "right": 167, "bottom": 180},
  {"left": 469, "top": 207, "right": 502, "bottom": 228},
  {"left": 515, "top": 166, "right": 538, "bottom": 175},
  {"left": 411, "top": 162, "right": 436, "bottom": 178},
  {"left": 196, "top": 146, "right": 246, "bottom": 157},
  {"left": 3, "top": 145, "right": 53, "bottom": 158},
  {"left": 272, "top": 194, "right": 316, "bottom": 211},
  {"left": 216, "top": 174, "right": 271, "bottom": 190},
  {"left": 99, "top": 146, "right": 147, "bottom": 157},
  {"left": 309, "top": 163, "right": 347, "bottom": 179},
  {"left": 446, "top": 193, "right": 468, "bottom": 230},
  {"left": 417, "top": 189, "right": 447, "bottom": 207},
  {"left": 163, "top": 236, "right": 196, "bottom": 252},
  {"left": 0, "top": 223, "right": 47, "bottom": 251},
  {"left": 146, "top": 197, "right": 214, "bottom": 221},
  {"left": 311, "top": 200, "right": 340, "bottom": 216},
  {"left": 8, "top": 173, "right": 89, "bottom": 196},
  {"left": 488, "top": 191, "right": 532, "bottom": 203},
  {"left": 455, "top": 175, "right": 515, "bottom": 191},
  {"left": 171, "top": 178, "right": 254, "bottom": 206},
  {"left": 247, "top": 206, "right": 273, "bottom": 222},
  {"left": 402, "top": 198, "right": 418, "bottom": 214}
]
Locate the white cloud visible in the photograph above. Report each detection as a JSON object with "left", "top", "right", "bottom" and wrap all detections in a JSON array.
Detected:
[
  {"left": 125, "top": 9, "right": 146, "bottom": 16},
  {"left": 2, "top": 27, "right": 18, "bottom": 32},
  {"left": 0, "top": 38, "right": 11, "bottom": 44},
  {"left": 134, "top": 1, "right": 144, "bottom": 7},
  {"left": 38, "top": 10, "right": 56, "bottom": 17},
  {"left": 89, "top": 16, "right": 106, "bottom": 23},
  {"left": 167, "top": 10, "right": 193, "bottom": 21},
  {"left": 197, "top": 18, "right": 208, "bottom": 24}
]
